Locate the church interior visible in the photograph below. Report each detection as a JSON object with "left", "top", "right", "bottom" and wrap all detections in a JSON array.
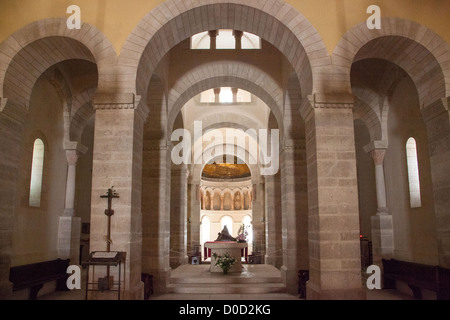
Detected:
[{"left": 0, "top": 0, "right": 449, "bottom": 302}]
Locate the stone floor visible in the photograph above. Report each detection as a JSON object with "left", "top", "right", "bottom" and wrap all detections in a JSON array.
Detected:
[{"left": 34, "top": 263, "right": 416, "bottom": 301}]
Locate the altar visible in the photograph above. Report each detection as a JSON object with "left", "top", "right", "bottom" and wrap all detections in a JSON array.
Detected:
[{"left": 204, "top": 241, "right": 248, "bottom": 273}]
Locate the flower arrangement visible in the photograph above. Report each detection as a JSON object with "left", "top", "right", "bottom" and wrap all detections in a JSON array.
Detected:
[
  {"left": 236, "top": 224, "right": 248, "bottom": 243},
  {"left": 212, "top": 252, "right": 236, "bottom": 274}
]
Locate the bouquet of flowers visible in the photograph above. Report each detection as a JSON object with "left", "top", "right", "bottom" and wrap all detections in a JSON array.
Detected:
[
  {"left": 236, "top": 224, "right": 248, "bottom": 242},
  {"left": 212, "top": 252, "right": 236, "bottom": 274}
]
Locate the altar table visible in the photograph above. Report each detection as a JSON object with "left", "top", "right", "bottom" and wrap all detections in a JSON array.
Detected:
[{"left": 204, "top": 241, "right": 248, "bottom": 273}]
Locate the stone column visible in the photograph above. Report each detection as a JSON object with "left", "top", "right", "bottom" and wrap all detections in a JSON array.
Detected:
[
  {"left": 305, "top": 94, "right": 365, "bottom": 300},
  {"left": 280, "top": 139, "right": 308, "bottom": 294},
  {"left": 170, "top": 164, "right": 188, "bottom": 268},
  {"left": 422, "top": 97, "right": 450, "bottom": 268},
  {"left": 364, "top": 142, "right": 394, "bottom": 266},
  {"left": 265, "top": 173, "right": 283, "bottom": 268},
  {"left": 142, "top": 142, "right": 171, "bottom": 294},
  {"left": 220, "top": 193, "right": 224, "bottom": 211},
  {"left": 232, "top": 87, "right": 239, "bottom": 103},
  {"left": 251, "top": 182, "right": 265, "bottom": 258},
  {"left": 187, "top": 182, "right": 201, "bottom": 255},
  {"left": 209, "top": 30, "right": 218, "bottom": 50},
  {"left": 89, "top": 93, "right": 146, "bottom": 300},
  {"left": 233, "top": 30, "right": 243, "bottom": 49},
  {"left": 213, "top": 88, "right": 221, "bottom": 104},
  {"left": 201, "top": 192, "right": 205, "bottom": 210},
  {"left": 57, "top": 145, "right": 86, "bottom": 264},
  {"left": 0, "top": 98, "right": 26, "bottom": 299}
]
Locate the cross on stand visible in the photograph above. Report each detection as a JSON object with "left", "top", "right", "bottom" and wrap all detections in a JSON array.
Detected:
[
  {"left": 101, "top": 187, "right": 119, "bottom": 252},
  {"left": 100, "top": 187, "right": 119, "bottom": 283}
]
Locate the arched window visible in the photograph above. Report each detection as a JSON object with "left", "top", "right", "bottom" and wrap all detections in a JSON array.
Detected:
[
  {"left": 242, "top": 215, "right": 253, "bottom": 243},
  {"left": 221, "top": 216, "right": 233, "bottom": 235},
  {"left": 29, "top": 138, "right": 44, "bottom": 207},
  {"left": 406, "top": 138, "right": 421, "bottom": 208},
  {"left": 200, "top": 216, "right": 211, "bottom": 245},
  {"left": 191, "top": 30, "right": 261, "bottom": 50}
]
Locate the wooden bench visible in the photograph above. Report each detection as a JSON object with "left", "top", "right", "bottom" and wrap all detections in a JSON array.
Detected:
[
  {"left": 9, "top": 259, "right": 70, "bottom": 300},
  {"left": 382, "top": 259, "right": 450, "bottom": 300}
]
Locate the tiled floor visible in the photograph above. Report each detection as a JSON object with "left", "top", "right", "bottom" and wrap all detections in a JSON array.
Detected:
[{"left": 35, "top": 264, "right": 416, "bottom": 301}]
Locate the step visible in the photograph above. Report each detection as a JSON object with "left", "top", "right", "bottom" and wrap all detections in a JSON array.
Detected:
[
  {"left": 167, "top": 282, "right": 286, "bottom": 294},
  {"left": 170, "top": 274, "right": 283, "bottom": 285},
  {"left": 167, "top": 264, "right": 286, "bottom": 294}
]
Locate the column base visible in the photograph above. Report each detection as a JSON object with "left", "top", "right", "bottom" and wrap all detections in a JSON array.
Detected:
[
  {"left": 306, "top": 282, "right": 366, "bottom": 300},
  {"left": 149, "top": 268, "right": 171, "bottom": 295},
  {"left": 0, "top": 280, "right": 13, "bottom": 299},
  {"left": 57, "top": 216, "right": 81, "bottom": 264},
  {"left": 281, "top": 265, "right": 298, "bottom": 295},
  {"left": 371, "top": 214, "right": 394, "bottom": 264}
]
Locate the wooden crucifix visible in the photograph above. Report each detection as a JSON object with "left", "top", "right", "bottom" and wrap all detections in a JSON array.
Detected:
[{"left": 100, "top": 187, "right": 119, "bottom": 252}]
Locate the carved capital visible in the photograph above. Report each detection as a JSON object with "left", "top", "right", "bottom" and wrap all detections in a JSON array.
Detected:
[
  {"left": 208, "top": 30, "right": 219, "bottom": 38},
  {"left": 370, "top": 149, "right": 386, "bottom": 166},
  {"left": 363, "top": 141, "right": 388, "bottom": 165},
  {"left": 65, "top": 149, "right": 80, "bottom": 166},
  {"left": 233, "top": 30, "right": 243, "bottom": 38}
]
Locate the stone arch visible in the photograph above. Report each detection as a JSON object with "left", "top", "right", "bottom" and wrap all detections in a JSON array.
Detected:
[
  {"left": 167, "top": 65, "right": 284, "bottom": 136},
  {"left": 70, "top": 87, "right": 97, "bottom": 143},
  {"left": 353, "top": 88, "right": 385, "bottom": 142},
  {"left": 333, "top": 17, "right": 450, "bottom": 108},
  {"left": 119, "top": 0, "right": 328, "bottom": 115},
  {"left": 0, "top": 18, "right": 116, "bottom": 121},
  {"left": 187, "top": 114, "right": 264, "bottom": 135}
]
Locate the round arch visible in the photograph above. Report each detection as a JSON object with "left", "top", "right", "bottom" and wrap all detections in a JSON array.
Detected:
[
  {"left": 167, "top": 76, "right": 283, "bottom": 136},
  {"left": 118, "top": 0, "right": 328, "bottom": 115},
  {"left": 333, "top": 17, "right": 450, "bottom": 108},
  {"left": 0, "top": 18, "right": 116, "bottom": 120}
]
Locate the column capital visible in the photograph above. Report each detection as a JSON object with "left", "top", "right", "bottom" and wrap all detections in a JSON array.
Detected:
[
  {"left": 208, "top": 30, "right": 219, "bottom": 38},
  {"left": 209, "top": 30, "right": 219, "bottom": 50},
  {"left": 65, "top": 149, "right": 80, "bottom": 166},
  {"left": 64, "top": 142, "right": 87, "bottom": 166},
  {"left": 370, "top": 149, "right": 387, "bottom": 166},
  {"left": 93, "top": 93, "right": 148, "bottom": 121},
  {"left": 308, "top": 93, "right": 355, "bottom": 109},
  {"left": 363, "top": 141, "right": 388, "bottom": 166},
  {"left": 233, "top": 30, "right": 243, "bottom": 38}
]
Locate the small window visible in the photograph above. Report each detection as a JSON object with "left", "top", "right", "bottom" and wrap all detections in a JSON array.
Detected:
[
  {"left": 242, "top": 215, "right": 253, "bottom": 243},
  {"left": 200, "top": 87, "right": 252, "bottom": 104},
  {"left": 200, "top": 216, "right": 211, "bottom": 245},
  {"left": 191, "top": 31, "right": 210, "bottom": 49},
  {"left": 215, "top": 29, "right": 236, "bottom": 49},
  {"left": 221, "top": 216, "right": 233, "bottom": 235},
  {"left": 29, "top": 138, "right": 44, "bottom": 207},
  {"left": 406, "top": 138, "right": 421, "bottom": 208},
  {"left": 191, "top": 30, "right": 261, "bottom": 50},
  {"left": 219, "top": 87, "right": 233, "bottom": 103}
]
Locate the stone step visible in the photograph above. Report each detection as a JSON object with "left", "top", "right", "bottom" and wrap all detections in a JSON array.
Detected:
[
  {"left": 170, "top": 274, "right": 283, "bottom": 284},
  {"left": 167, "top": 264, "right": 287, "bottom": 295},
  {"left": 167, "top": 282, "right": 286, "bottom": 294}
]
